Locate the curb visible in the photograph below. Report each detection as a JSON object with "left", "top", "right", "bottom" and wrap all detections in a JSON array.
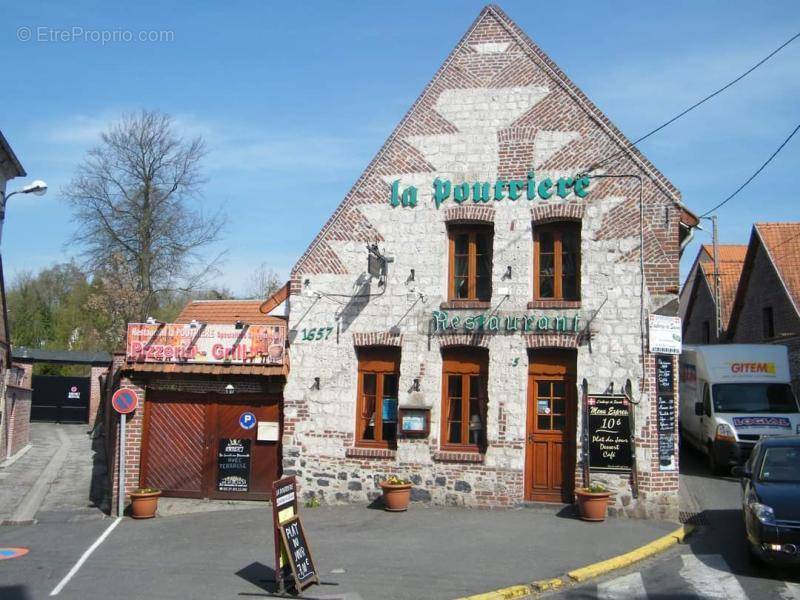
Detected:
[{"left": 456, "top": 524, "right": 693, "bottom": 600}]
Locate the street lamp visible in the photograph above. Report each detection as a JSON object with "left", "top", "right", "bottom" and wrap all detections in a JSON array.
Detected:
[{"left": 0, "top": 179, "right": 48, "bottom": 244}]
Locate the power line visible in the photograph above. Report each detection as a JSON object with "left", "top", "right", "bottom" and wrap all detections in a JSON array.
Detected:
[
  {"left": 589, "top": 31, "right": 800, "bottom": 173},
  {"left": 699, "top": 121, "right": 800, "bottom": 217}
]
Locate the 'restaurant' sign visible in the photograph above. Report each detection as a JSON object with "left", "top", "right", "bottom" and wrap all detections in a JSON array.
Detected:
[{"left": 126, "top": 322, "right": 285, "bottom": 365}]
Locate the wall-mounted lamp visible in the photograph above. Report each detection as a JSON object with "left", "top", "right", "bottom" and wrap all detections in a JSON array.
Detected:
[
  {"left": 408, "top": 269, "right": 415, "bottom": 282},
  {"left": 146, "top": 316, "right": 157, "bottom": 325},
  {"left": 503, "top": 266, "right": 512, "bottom": 280},
  {"left": 235, "top": 320, "right": 246, "bottom": 330},
  {"left": 412, "top": 378, "right": 420, "bottom": 392},
  {"left": 188, "top": 319, "right": 202, "bottom": 329},
  {"left": 312, "top": 377, "right": 321, "bottom": 390},
  {"left": 224, "top": 383, "right": 235, "bottom": 395}
]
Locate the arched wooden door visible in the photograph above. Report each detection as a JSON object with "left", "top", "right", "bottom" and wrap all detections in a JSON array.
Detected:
[{"left": 525, "top": 349, "right": 577, "bottom": 502}]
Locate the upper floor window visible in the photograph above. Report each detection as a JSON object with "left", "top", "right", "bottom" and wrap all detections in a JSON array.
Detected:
[
  {"left": 448, "top": 226, "right": 493, "bottom": 302},
  {"left": 356, "top": 347, "right": 400, "bottom": 448},
  {"left": 702, "top": 321, "right": 711, "bottom": 344},
  {"left": 534, "top": 223, "right": 580, "bottom": 300},
  {"left": 762, "top": 306, "right": 775, "bottom": 339},
  {"left": 441, "top": 348, "right": 488, "bottom": 453}
]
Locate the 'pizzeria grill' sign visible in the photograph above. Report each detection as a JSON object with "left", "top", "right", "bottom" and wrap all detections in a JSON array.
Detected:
[
  {"left": 390, "top": 171, "right": 591, "bottom": 208},
  {"left": 126, "top": 322, "right": 286, "bottom": 365}
]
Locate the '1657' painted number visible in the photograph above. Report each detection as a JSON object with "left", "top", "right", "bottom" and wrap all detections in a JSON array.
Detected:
[{"left": 301, "top": 327, "right": 333, "bottom": 341}]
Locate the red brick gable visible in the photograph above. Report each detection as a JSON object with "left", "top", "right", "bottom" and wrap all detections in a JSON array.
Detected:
[{"left": 291, "top": 4, "right": 691, "bottom": 283}]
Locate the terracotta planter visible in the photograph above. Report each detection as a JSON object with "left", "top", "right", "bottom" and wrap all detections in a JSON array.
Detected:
[
  {"left": 575, "top": 489, "right": 612, "bottom": 522},
  {"left": 129, "top": 490, "right": 161, "bottom": 519},
  {"left": 379, "top": 482, "right": 412, "bottom": 512}
]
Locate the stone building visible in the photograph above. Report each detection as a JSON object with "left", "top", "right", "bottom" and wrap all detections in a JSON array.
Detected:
[
  {"left": 281, "top": 5, "right": 697, "bottom": 519},
  {"left": 681, "top": 244, "right": 747, "bottom": 344},
  {"left": 728, "top": 223, "right": 800, "bottom": 396}
]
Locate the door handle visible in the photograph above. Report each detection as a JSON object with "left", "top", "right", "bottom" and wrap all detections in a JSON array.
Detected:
[{"left": 527, "top": 433, "right": 535, "bottom": 443}]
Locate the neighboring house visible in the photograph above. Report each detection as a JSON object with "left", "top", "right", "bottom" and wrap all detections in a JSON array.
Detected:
[
  {"left": 680, "top": 244, "right": 747, "bottom": 344},
  {"left": 728, "top": 223, "right": 800, "bottom": 395},
  {"left": 0, "top": 129, "right": 33, "bottom": 461}
]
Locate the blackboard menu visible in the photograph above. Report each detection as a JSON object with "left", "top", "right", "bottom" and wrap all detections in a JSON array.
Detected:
[
  {"left": 587, "top": 395, "right": 633, "bottom": 472},
  {"left": 657, "top": 394, "right": 676, "bottom": 434},
  {"left": 656, "top": 355, "right": 674, "bottom": 394},
  {"left": 279, "top": 516, "right": 319, "bottom": 590},
  {"left": 217, "top": 438, "right": 251, "bottom": 492}
]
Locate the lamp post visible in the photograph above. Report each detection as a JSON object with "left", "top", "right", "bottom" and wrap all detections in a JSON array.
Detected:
[{"left": 0, "top": 180, "right": 47, "bottom": 245}]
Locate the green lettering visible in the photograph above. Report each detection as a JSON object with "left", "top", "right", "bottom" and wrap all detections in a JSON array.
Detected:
[
  {"left": 554, "top": 316, "right": 567, "bottom": 331},
  {"left": 537, "top": 316, "right": 550, "bottom": 331},
  {"left": 493, "top": 180, "right": 506, "bottom": 201},
  {"left": 451, "top": 316, "right": 461, "bottom": 330},
  {"left": 556, "top": 177, "right": 574, "bottom": 199},
  {"left": 487, "top": 315, "right": 500, "bottom": 331},
  {"left": 433, "top": 178, "right": 451, "bottom": 208},
  {"left": 523, "top": 316, "right": 536, "bottom": 332},
  {"left": 574, "top": 176, "right": 590, "bottom": 198},
  {"left": 390, "top": 180, "right": 401, "bottom": 207},
  {"left": 432, "top": 310, "right": 449, "bottom": 332},
  {"left": 537, "top": 178, "right": 553, "bottom": 200},
  {"left": 573, "top": 316, "right": 581, "bottom": 332},
  {"left": 401, "top": 185, "right": 417, "bottom": 207},
  {"left": 508, "top": 180, "right": 523, "bottom": 201},
  {"left": 527, "top": 171, "right": 537, "bottom": 200},
  {"left": 472, "top": 182, "right": 492, "bottom": 203},
  {"left": 464, "top": 317, "right": 476, "bottom": 331},
  {"left": 453, "top": 182, "right": 470, "bottom": 204},
  {"left": 505, "top": 317, "right": 519, "bottom": 331}
]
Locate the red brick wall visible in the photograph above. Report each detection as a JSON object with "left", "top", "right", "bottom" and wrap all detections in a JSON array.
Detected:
[{"left": 89, "top": 365, "right": 109, "bottom": 427}]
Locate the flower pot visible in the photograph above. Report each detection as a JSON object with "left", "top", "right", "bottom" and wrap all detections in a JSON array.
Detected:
[
  {"left": 129, "top": 490, "right": 161, "bottom": 519},
  {"left": 379, "top": 482, "right": 412, "bottom": 512},
  {"left": 575, "top": 489, "right": 612, "bottom": 522}
]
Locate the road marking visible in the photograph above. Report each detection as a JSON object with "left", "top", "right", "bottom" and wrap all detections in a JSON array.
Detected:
[
  {"left": 679, "top": 554, "right": 748, "bottom": 599},
  {"left": 780, "top": 582, "right": 800, "bottom": 600},
  {"left": 49, "top": 517, "right": 122, "bottom": 596},
  {"left": 598, "top": 572, "right": 647, "bottom": 599}
]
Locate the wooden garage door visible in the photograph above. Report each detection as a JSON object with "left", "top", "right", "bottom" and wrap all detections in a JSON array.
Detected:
[{"left": 140, "top": 392, "right": 207, "bottom": 498}]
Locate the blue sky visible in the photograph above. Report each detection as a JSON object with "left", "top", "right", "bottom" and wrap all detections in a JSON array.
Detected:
[{"left": 2, "top": 1, "right": 798, "bottom": 294}]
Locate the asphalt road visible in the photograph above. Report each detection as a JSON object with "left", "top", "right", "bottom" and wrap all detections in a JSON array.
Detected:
[{"left": 544, "top": 443, "right": 800, "bottom": 599}]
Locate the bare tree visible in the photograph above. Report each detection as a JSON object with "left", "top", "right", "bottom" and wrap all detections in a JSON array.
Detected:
[
  {"left": 245, "top": 262, "right": 282, "bottom": 299},
  {"left": 65, "top": 110, "right": 226, "bottom": 321}
]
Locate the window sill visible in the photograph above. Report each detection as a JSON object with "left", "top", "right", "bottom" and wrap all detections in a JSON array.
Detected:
[
  {"left": 432, "top": 450, "right": 485, "bottom": 463},
  {"left": 528, "top": 300, "right": 581, "bottom": 309},
  {"left": 440, "top": 300, "right": 492, "bottom": 310},
  {"left": 346, "top": 447, "right": 396, "bottom": 460}
]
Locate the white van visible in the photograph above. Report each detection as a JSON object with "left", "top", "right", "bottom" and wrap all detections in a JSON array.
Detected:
[{"left": 680, "top": 344, "right": 800, "bottom": 473}]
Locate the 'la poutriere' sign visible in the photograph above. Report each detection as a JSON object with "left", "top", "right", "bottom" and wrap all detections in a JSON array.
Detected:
[
  {"left": 391, "top": 171, "right": 590, "bottom": 208},
  {"left": 432, "top": 310, "right": 581, "bottom": 334}
]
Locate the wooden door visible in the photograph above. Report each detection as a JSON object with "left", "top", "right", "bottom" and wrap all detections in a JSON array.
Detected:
[
  {"left": 141, "top": 391, "right": 208, "bottom": 498},
  {"left": 209, "top": 394, "right": 281, "bottom": 501},
  {"left": 525, "top": 350, "right": 577, "bottom": 502}
]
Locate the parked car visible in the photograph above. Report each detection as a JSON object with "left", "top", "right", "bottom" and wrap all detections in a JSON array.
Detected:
[{"left": 732, "top": 435, "right": 800, "bottom": 565}]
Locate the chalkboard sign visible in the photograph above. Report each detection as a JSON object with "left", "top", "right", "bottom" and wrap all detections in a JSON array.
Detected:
[
  {"left": 217, "top": 438, "right": 251, "bottom": 492},
  {"left": 659, "top": 432, "right": 676, "bottom": 469},
  {"left": 279, "top": 515, "right": 319, "bottom": 591},
  {"left": 656, "top": 355, "right": 674, "bottom": 394},
  {"left": 587, "top": 395, "right": 633, "bottom": 472},
  {"left": 657, "top": 394, "right": 676, "bottom": 434}
]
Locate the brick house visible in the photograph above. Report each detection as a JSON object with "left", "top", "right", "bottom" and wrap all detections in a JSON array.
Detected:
[
  {"left": 110, "top": 298, "right": 287, "bottom": 512},
  {"left": 280, "top": 5, "right": 697, "bottom": 519},
  {"left": 728, "top": 223, "right": 800, "bottom": 396},
  {"left": 0, "top": 129, "right": 33, "bottom": 461},
  {"left": 680, "top": 244, "right": 747, "bottom": 344}
]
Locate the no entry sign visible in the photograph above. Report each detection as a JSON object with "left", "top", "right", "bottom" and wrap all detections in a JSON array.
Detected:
[{"left": 112, "top": 388, "right": 139, "bottom": 414}]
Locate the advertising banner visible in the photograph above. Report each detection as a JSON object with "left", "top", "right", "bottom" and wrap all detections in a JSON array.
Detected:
[{"left": 126, "top": 322, "right": 285, "bottom": 365}]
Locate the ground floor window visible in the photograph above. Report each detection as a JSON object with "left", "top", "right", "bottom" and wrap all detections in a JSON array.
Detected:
[
  {"left": 441, "top": 347, "right": 488, "bottom": 452},
  {"left": 355, "top": 347, "right": 400, "bottom": 448}
]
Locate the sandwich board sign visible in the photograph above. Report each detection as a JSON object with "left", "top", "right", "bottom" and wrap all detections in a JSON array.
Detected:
[{"left": 271, "top": 476, "right": 320, "bottom": 592}]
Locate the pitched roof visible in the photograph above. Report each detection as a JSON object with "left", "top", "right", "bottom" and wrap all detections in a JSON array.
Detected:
[
  {"left": 755, "top": 223, "right": 800, "bottom": 314},
  {"left": 0, "top": 129, "right": 26, "bottom": 178},
  {"left": 176, "top": 299, "right": 285, "bottom": 326},
  {"left": 291, "top": 4, "right": 694, "bottom": 277},
  {"left": 697, "top": 244, "right": 747, "bottom": 329}
]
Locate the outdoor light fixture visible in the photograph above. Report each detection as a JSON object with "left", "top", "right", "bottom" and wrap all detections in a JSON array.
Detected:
[
  {"left": 146, "top": 316, "right": 156, "bottom": 325},
  {"left": 312, "top": 377, "right": 321, "bottom": 390},
  {"left": 408, "top": 269, "right": 415, "bottom": 282},
  {"left": 188, "top": 319, "right": 202, "bottom": 329},
  {"left": 412, "top": 378, "right": 420, "bottom": 392},
  {"left": 224, "top": 384, "right": 235, "bottom": 395},
  {"left": 235, "top": 320, "right": 245, "bottom": 330},
  {"left": 0, "top": 179, "right": 48, "bottom": 245},
  {"left": 504, "top": 266, "right": 512, "bottom": 280}
]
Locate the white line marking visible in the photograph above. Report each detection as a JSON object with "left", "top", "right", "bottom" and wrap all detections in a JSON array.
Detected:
[
  {"left": 49, "top": 517, "right": 122, "bottom": 596},
  {"left": 679, "top": 554, "right": 748, "bottom": 599},
  {"left": 598, "top": 571, "right": 647, "bottom": 599}
]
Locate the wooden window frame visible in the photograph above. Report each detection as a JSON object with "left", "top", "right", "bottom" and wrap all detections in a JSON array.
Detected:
[
  {"left": 447, "top": 225, "right": 493, "bottom": 302},
  {"left": 440, "top": 348, "right": 489, "bottom": 453},
  {"left": 533, "top": 222, "right": 581, "bottom": 301},
  {"left": 355, "top": 348, "right": 400, "bottom": 449}
]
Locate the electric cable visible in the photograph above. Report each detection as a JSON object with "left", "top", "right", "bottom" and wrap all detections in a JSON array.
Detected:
[
  {"left": 699, "top": 121, "right": 800, "bottom": 217},
  {"left": 588, "top": 31, "right": 800, "bottom": 173}
]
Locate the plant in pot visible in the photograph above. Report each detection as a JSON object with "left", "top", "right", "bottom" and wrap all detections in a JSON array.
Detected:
[
  {"left": 378, "top": 475, "right": 412, "bottom": 512},
  {"left": 575, "top": 481, "right": 612, "bottom": 522},
  {"left": 129, "top": 487, "right": 162, "bottom": 519}
]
